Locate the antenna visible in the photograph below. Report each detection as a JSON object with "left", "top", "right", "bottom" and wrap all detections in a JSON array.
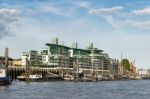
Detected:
[
  {"left": 121, "top": 52, "right": 123, "bottom": 61},
  {"left": 133, "top": 59, "right": 135, "bottom": 65}
]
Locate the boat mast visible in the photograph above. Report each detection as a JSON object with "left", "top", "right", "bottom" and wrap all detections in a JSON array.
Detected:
[
  {"left": 25, "top": 58, "right": 31, "bottom": 82},
  {"left": 61, "top": 47, "right": 64, "bottom": 77}
]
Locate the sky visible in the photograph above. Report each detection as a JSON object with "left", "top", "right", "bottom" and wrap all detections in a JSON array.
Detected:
[{"left": 0, "top": 0, "right": 150, "bottom": 68}]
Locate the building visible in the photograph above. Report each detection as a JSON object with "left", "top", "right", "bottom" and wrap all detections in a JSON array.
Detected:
[
  {"left": 0, "top": 56, "right": 13, "bottom": 66},
  {"left": 12, "top": 59, "right": 22, "bottom": 66},
  {"left": 103, "top": 53, "right": 111, "bottom": 70},
  {"left": 41, "top": 38, "right": 70, "bottom": 67},
  {"left": 40, "top": 48, "right": 49, "bottom": 65},
  {"left": 20, "top": 38, "right": 121, "bottom": 78},
  {"left": 87, "top": 43, "right": 104, "bottom": 69},
  {"left": 138, "top": 68, "right": 148, "bottom": 77},
  {"left": 69, "top": 42, "right": 90, "bottom": 68},
  {"left": 21, "top": 50, "right": 42, "bottom": 66},
  {"left": 109, "top": 59, "right": 119, "bottom": 76}
]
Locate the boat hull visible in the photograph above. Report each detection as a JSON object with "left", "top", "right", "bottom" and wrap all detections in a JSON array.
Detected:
[{"left": 0, "top": 77, "right": 12, "bottom": 85}]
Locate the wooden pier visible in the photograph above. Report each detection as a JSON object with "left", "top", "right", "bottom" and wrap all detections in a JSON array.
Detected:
[
  {"left": 7, "top": 66, "right": 110, "bottom": 80},
  {"left": 7, "top": 66, "right": 72, "bottom": 79}
]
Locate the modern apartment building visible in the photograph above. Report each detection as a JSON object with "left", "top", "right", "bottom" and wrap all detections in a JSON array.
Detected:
[
  {"left": 87, "top": 43, "right": 104, "bottom": 69},
  {"left": 41, "top": 38, "right": 70, "bottom": 67},
  {"left": 69, "top": 42, "right": 90, "bottom": 68}
]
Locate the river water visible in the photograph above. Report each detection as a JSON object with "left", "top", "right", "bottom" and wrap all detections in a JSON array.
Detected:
[{"left": 0, "top": 80, "right": 150, "bottom": 99}]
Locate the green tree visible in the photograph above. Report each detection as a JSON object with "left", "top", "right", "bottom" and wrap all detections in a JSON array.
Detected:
[{"left": 121, "top": 59, "right": 131, "bottom": 71}]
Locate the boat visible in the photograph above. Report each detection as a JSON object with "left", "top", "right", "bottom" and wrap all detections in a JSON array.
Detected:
[
  {"left": 101, "top": 75, "right": 115, "bottom": 81},
  {"left": 81, "top": 77, "right": 94, "bottom": 82},
  {"left": 0, "top": 65, "right": 12, "bottom": 85},
  {"left": 97, "top": 75, "right": 103, "bottom": 81},
  {"left": 17, "top": 74, "right": 43, "bottom": 81},
  {"left": 63, "top": 74, "right": 74, "bottom": 81}
]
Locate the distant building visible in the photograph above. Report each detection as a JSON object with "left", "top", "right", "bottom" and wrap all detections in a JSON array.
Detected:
[
  {"left": 0, "top": 56, "right": 13, "bottom": 66},
  {"left": 21, "top": 50, "right": 42, "bottom": 66},
  {"left": 103, "top": 53, "right": 110, "bottom": 70},
  {"left": 138, "top": 69, "right": 148, "bottom": 76},
  {"left": 20, "top": 37, "right": 121, "bottom": 78},
  {"left": 109, "top": 59, "right": 119, "bottom": 76},
  {"left": 40, "top": 48, "right": 49, "bottom": 65},
  {"left": 13, "top": 59, "right": 22, "bottom": 66}
]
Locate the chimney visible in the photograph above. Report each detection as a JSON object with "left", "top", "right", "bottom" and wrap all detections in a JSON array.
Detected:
[
  {"left": 72, "top": 42, "right": 78, "bottom": 49},
  {"left": 5, "top": 47, "right": 8, "bottom": 67},
  {"left": 89, "top": 43, "right": 93, "bottom": 49},
  {"left": 52, "top": 38, "right": 59, "bottom": 45}
]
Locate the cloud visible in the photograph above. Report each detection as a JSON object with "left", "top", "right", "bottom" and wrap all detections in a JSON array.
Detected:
[
  {"left": 132, "top": 7, "right": 150, "bottom": 15},
  {"left": 105, "top": 15, "right": 150, "bottom": 31},
  {"left": 0, "top": 23, "right": 11, "bottom": 39},
  {"left": 0, "top": 8, "right": 20, "bottom": 39},
  {"left": 89, "top": 6, "right": 124, "bottom": 15},
  {"left": 71, "top": 1, "right": 90, "bottom": 9},
  {"left": 133, "top": 20, "right": 150, "bottom": 30},
  {"left": 88, "top": 6, "right": 150, "bottom": 31},
  {"left": 33, "top": 2, "right": 78, "bottom": 17}
]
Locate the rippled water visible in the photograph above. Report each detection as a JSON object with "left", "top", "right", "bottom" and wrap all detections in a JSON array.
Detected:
[{"left": 0, "top": 80, "right": 150, "bottom": 99}]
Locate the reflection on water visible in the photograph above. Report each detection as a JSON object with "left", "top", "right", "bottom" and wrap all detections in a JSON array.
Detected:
[
  {"left": 0, "top": 80, "right": 150, "bottom": 99},
  {"left": 0, "top": 86, "right": 7, "bottom": 90}
]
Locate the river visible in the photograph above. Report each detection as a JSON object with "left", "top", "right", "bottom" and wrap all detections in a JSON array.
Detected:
[{"left": 0, "top": 80, "right": 150, "bottom": 99}]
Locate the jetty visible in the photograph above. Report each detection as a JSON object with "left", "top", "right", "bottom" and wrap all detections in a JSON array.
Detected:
[{"left": 7, "top": 66, "right": 110, "bottom": 81}]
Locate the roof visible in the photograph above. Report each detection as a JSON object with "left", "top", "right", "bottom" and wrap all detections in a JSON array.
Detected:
[
  {"left": 70, "top": 48, "right": 90, "bottom": 53},
  {"left": 87, "top": 48, "right": 103, "bottom": 52},
  {"left": 0, "top": 56, "right": 13, "bottom": 60},
  {"left": 46, "top": 43, "right": 70, "bottom": 49}
]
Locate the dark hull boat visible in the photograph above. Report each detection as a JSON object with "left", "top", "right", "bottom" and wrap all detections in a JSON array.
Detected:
[
  {"left": 0, "top": 67, "right": 12, "bottom": 85},
  {"left": 0, "top": 77, "right": 12, "bottom": 85}
]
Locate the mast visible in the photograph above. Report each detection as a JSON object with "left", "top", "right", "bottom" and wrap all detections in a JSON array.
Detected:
[
  {"left": 77, "top": 58, "right": 79, "bottom": 82},
  {"left": 61, "top": 47, "right": 64, "bottom": 77},
  {"left": 25, "top": 58, "right": 31, "bottom": 82},
  {"left": 73, "top": 60, "right": 75, "bottom": 82},
  {"left": 120, "top": 52, "right": 123, "bottom": 76}
]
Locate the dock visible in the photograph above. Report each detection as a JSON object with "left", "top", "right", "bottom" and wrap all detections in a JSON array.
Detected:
[{"left": 7, "top": 66, "right": 110, "bottom": 80}]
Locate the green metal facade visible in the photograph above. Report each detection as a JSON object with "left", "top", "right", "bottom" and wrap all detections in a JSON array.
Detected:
[
  {"left": 70, "top": 48, "right": 90, "bottom": 68},
  {"left": 45, "top": 43, "right": 70, "bottom": 67}
]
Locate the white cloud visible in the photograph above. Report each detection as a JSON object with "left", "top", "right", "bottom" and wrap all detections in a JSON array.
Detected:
[
  {"left": 89, "top": 6, "right": 124, "bottom": 15},
  {"left": 105, "top": 16, "right": 150, "bottom": 30},
  {"left": 132, "top": 7, "right": 150, "bottom": 15},
  {"left": 0, "top": 8, "right": 20, "bottom": 39},
  {"left": 39, "top": 4, "right": 66, "bottom": 16},
  {"left": 71, "top": 1, "right": 90, "bottom": 9},
  {"left": 133, "top": 20, "right": 150, "bottom": 30},
  {"left": 35, "top": 2, "right": 77, "bottom": 17},
  {"left": 0, "top": 8, "right": 20, "bottom": 23}
]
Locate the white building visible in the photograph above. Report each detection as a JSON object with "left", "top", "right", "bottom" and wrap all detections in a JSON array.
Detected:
[
  {"left": 21, "top": 50, "right": 41, "bottom": 66},
  {"left": 40, "top": 48, "right": 49, "bottom": 65},
  {"left": 138, "top": 69, "right": 148, "bottom": 76}
]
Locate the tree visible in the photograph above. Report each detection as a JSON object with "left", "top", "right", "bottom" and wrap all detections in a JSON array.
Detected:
[{"left": 121, "top": 59, "right": 131, "bottom": 71}]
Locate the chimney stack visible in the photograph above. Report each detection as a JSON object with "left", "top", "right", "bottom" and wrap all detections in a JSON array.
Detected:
[{"left": 5, "top": 47, "right": 8, "bottom": 67}]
